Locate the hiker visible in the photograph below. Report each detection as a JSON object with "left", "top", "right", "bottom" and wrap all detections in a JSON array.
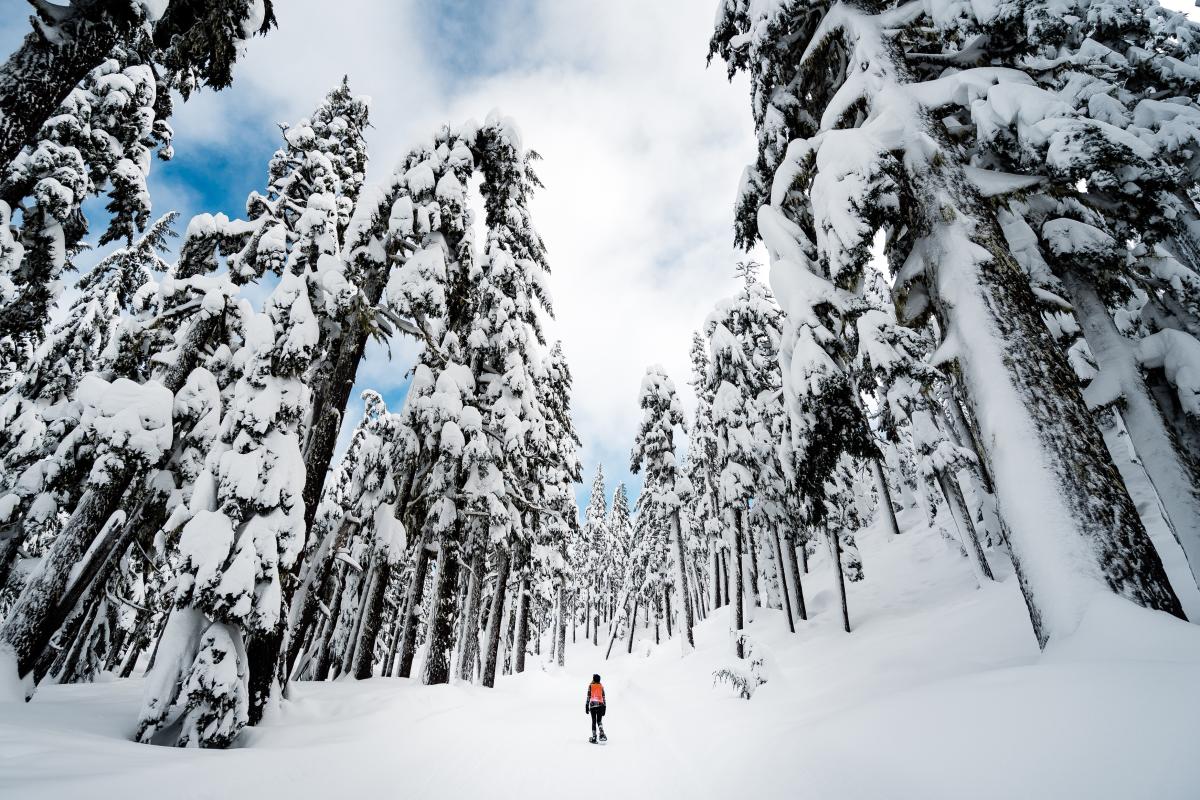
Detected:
[{"left": 585, "top": 673, "right": 607, "bottom": 743}]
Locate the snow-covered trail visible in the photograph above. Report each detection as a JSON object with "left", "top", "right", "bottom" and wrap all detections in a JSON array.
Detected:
[{"left": 4, "top": 518, "right": 1200, "bottom": 799}]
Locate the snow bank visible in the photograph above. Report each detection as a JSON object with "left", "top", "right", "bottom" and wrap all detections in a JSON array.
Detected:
[{"left": 2, "top": 517, "right": 1197, "bottom": 799}]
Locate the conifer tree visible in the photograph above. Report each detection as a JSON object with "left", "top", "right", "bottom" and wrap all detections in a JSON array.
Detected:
[
  {"left": 0, "top": 0, "right": 275, "bottom": 171},
  {"left": 630, "top": 365, "right": 694, "bottom": 653},
  {"left": 711, "top": 0, "right": 1184, "bottom": 643}
]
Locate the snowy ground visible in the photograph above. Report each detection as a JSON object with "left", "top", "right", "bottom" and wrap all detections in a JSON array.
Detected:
[{"left": 3, "top": 514, "right": 1200, "bottom": 800}]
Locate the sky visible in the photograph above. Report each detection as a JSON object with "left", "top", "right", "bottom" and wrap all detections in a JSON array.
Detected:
[{"left": 1, "top": 0, "right": 762, "bottom": 512}]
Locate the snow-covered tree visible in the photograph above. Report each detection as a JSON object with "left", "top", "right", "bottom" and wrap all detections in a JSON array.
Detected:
[
  {"left": 580, "top": 464, "right": 609, "bottom": 643},
  {"left": 0, "top": 0, "right": 275, "bottom": 171},
  {"left": 135, "top": 221, "right": 320, "bottom": 745},
  {"left": 0, "top": 49, "right": 171, "bottom": 378},
  {"left": 0, "top": 213, "right": 175, "bottom": 590},
  {"left": 630, "top": 364, "right": 694, "bottom": 653},
  {"left": 711, "top": 0, "right": 1184, "bottom": 644}
]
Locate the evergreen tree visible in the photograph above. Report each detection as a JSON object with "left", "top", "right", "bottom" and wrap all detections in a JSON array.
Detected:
[
  {"left": 580, "top": 464, "right": 609, "bottom": 643},
  {"left": 711, "top": 0, "right": 1184, "bottom": 644},
  {"left": 0, "top": 0, "right": 275, "bottom": 171},
  {"left": 630, "top": 364, "right": 694, "bottom": 653}
]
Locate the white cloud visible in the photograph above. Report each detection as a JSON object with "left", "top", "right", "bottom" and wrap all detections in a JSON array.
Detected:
[{"left": 167, "top": 0, "right": 760, "bottom": 504}]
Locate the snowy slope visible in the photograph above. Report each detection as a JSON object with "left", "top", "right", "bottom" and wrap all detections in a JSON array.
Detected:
[{"left": 2, "top": 515, "right": 1198, "bottom": 800}]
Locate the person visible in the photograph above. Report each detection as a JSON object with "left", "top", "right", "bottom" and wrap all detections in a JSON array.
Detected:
[{"left": 585, "top": 673, "right": 607, "bottom": 743}]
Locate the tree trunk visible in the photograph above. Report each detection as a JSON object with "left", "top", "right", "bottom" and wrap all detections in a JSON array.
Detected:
[
  {"left": 285, "top": 516, "right": 354, "bottom": 676},
  {"left": 671, "top": 510, "right": 694, "bottom": 652},
  {"left": 1062, "top": 270, "right": 1200, "bottom": 591},
  {"left": 480, "top": 547, "right": 512, "bottom": 688},
  {"left": 245, "top": 618, "right": 285, "bottom": 725},
  {"left": 118, "top": 610, "right": 152, "bottom": 678},
  {"left": 626, "top": 598, "right": 640, "bottom": 655},
  {"left": 555, "top": 581, "right": 567, "bottom": 668},
  {"left": 773, "top": 526, "right": 795, "bottom": 633},
  {"left": 513, "top": 567, "right": 530, "bottom": 674},
  {"left": 828, "top": 524, "right": 850, "bottom": 634},
  {"left": 712, "top": 550, "right": 723, "bottom": 608},
  {"left": 747, "top": 523, "right": 761, "bottom": 607},
  {"left": 940, "top": 384, "right": 996, "bottom": 494},
  {"left": 909, "top": 111, "right": 1183, "bottom": 643},
  {"left": 732, "top": 510, "right": 746, "bottom": 659},
  {"left": 298, "top": 265, "right": 391, "bottom": 542},
  {"left": 786, "top": 531, "right": 808, "bottom": 621},
  {"left": 311, "top": 562, "right": 348, "bottom": 682},
  {"left": 455, "top": 545, "right": 485, "bottom": 682},
  {"left": 396, "top": 529, "right": 434, "bottom": 679},
  {"left": 422, "top": 531, "right": 461, "bottom": 686},
  {"left": 48, "top": 596, "right": 103, "bottom": 687},
  {"left": 352, "top": 551, "right": 393, "bottom": 680},
  {"left": 0, "top": 480, "right": 134, "bottom": 678},
  {"left": 870, "top": 457, "right": 902, "bottom": 537},
  {"left": 30, "top": 483, "right": 167, "bottom": 686},
  {"left": 935, "top": 469, "right": 995, "bottom": 583}
]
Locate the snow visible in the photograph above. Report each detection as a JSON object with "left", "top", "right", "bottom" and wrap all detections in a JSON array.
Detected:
[
  {"left": 3, "top": 514, "right": 1198, "bottom": 798},
  {"left": 76, "top": 375, "right": 173, "bottom": 460}
]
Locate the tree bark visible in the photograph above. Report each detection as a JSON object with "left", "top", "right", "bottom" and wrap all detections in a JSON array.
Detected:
[
  {"left": 396, "top": 528, "right": 434, "bottom": 679},
  {"left": 352, "top": 551, "right": 392, "bottom": 679},
  {"left": 671, "top": 510, "right": 694, "bottom": 652},
  {"left": 1062, "top": 270, "right": 1200, "bottom": 590},
  {"left": 422, "top": 531, "right": 461, "bottom": 685},
  {"left": 935, "top": 469, "right": 994, "bottom": 583},
  {"left": 732, "top": 509, "right": 745, "bottom": 659},
  {"left": 0, "top": 474, "right": 134, "bottom": 677},
  {"left": 871, "top": 457, "right": 902, "bottom": 537},
  {"left": 480, "top": 547, "right": 512, "bottom": 688},
  {"left": 625, "top": 598, "right": 640, "bottom": 655},
  {"left": 512, "top": 566, "right": 530, "bottom": 674},
  {"left": 772, "top": 526, "right": 795, "bottom": 633},
  {"left": 828, "top": 524, "right": 850, "bottom": 633},
  {"left": 911, "top": 105, "right": 1183, "bottom": 642},
  {"left": 786, "top": 531, "right": 808, "bottom": 621},
  {"left": 455, "top": 544, "right": 484, "bottom": 682},
  {"left": 554, "top": 581, "right": 567, "bottom": 668}
]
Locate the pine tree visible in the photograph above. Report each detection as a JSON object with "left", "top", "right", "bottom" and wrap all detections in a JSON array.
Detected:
[
  {"left": 0, "top": 0, "right": 275, "bottom": 171},
  {"left": 0, "top": 48, "right": 171, "bottom": 376},
  {"left": 711, "top": 0, "right": 1184, "bottom": 644},
  {"left": 917, "top": 0, "right": 1200, "bottom": 590},
  {"left": 134, "top": 216, "right": 319, "bottom": 745},
  {"left": 0, "top": 212, "right": 176, "bottom": 591},
  {"left": 581, "top": 464, "right": 609, "bottom": 644},
  {"left": 630, "top": 364, "right": 695, "bottom": 653}
]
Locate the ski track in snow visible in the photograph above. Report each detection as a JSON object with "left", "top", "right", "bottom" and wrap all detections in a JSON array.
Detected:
[{"left": 3, "top": 514, "right": 1200, "bottom": 799}]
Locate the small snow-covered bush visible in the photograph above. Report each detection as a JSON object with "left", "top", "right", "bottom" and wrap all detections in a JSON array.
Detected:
[{"left": 713, "top": 635, "right": 768, "bottom": 699}]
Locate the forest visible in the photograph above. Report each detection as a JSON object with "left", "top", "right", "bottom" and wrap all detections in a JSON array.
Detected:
[{"left": 1, "top": 0, "right": 1200, "bottom": 797}]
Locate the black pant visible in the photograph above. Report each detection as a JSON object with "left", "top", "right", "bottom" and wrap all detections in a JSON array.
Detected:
[{"left": 590, "top": 705, "right": 605, "bottom": 735}]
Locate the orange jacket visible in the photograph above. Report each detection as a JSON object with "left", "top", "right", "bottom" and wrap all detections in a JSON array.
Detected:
[{"left": 586, "top": 682, "right": 605, "bottom": 709}]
